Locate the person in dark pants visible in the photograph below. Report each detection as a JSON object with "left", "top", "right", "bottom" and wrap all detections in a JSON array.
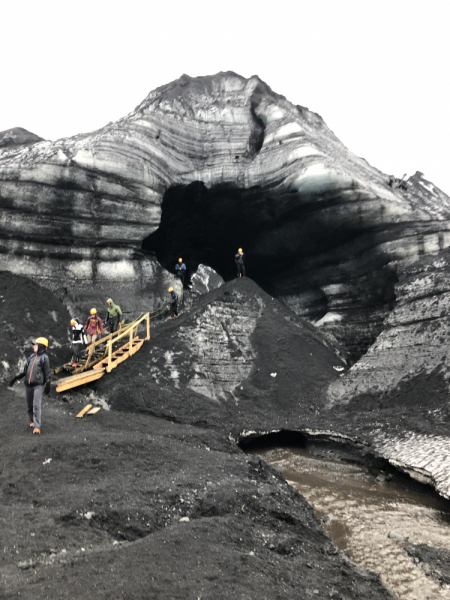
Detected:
[
  {"left": 24, "top": 337, "right": 51, "bottom": 435},
  {"left": 235, "top": 248, "right": 246, "bottom": 277},
  {"left": 168, "top": 287, "right": 179, "bottom": 319},
  {"left": 105, "top": 298, "right": 122, "bottom": 333},
  {"left": 175, "top": 258, "right": 187, "bottom": 288},
  {"left": 69, "top": 318, "right": 86, "bottom": 366},
  {"left": 84, "top": 308, "right": 104, "bottom": 345}
]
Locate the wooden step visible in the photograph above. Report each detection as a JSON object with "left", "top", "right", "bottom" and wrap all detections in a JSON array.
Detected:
[{"left": 55, "top": 369, "right": 105, "bottom": 392}]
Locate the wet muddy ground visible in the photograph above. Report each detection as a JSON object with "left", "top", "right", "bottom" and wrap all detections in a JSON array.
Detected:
[{"left": 251, "top": 446, "right": 450, "bottom": 600}]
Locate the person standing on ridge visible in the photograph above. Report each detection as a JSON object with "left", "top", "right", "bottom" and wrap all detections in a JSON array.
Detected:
[
  {"left": 235, "top": 248, "right": 246, "bottom": 277},
  {"left": 69, "top": 318, "right": 86, "bottom": 366},
  {"left": 175, "top": 258, "right": 187, "bottom": 288},
  {"left": 84, "top": 308, "right": 104, "bottom": 344},
  {"left": 24, "top": 337, "right": 51, "bottom": 435},
  {"left": 105, "top": 298, "right": 122, "bottom": 333},
  {"left": 168, "top": 287, "right": 179, "bottom": 319}
]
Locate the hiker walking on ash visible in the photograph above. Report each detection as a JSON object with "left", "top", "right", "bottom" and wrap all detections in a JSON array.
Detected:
[
  {"left": 168, "top": 287, "right": 179, "bottom": 319},
  {"left": 235, "top": 248, "right": 246, "bottom": 277},
  {"left": 105, "top": 298, "right": 122, "bottom": 333},
  {"left": 84, "top": 308, "right": 104, "bottom": 344},
  {"left": 69, "top": 318, "right": 86, "bottom": 366},
  {"left": 175, "top": 258, "right": 187, "bottom": 288},
  {"left": 23, "top": 337, "right": 51, "bottom": 435}
]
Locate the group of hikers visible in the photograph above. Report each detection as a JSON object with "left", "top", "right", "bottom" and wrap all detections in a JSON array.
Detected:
[
  {"left": 18, "top": 249, "right": 246, "bottom": 435},
  {"left": 14, "top": 298, "right": 123, "bottom": 435},
  {"left": 166, "top": 249, "right": 245, "bottom": 318},
  {"left": 70, "top": 298, "right": 123, "bottom": 366}
]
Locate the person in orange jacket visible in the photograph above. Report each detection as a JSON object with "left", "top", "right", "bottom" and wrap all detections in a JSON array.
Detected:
[{"left": 84, "top": 308, "right": 104, "bottom": 344}]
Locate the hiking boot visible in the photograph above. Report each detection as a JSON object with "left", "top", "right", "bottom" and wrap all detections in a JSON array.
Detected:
[
  {"left": 29, "top": 423, "right": 34, "bottom": 428},
  {"left": 33, "top": 428, "right": 41, "bottom": 435}
]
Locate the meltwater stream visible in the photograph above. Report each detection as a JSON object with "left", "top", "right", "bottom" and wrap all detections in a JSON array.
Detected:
[{"left": 251, "top": 446, "right": 450, "bottom": 600}]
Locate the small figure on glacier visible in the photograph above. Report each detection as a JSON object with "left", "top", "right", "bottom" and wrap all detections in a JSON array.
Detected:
[
  {"left": 175, "top": 258, "right": 187, "bottom": 288},
  {"left": 168, "top": 287, "right": 179, "bottom": 319},
  {"left": 235, "top": 248, "right": 246, "bottom": 278}
]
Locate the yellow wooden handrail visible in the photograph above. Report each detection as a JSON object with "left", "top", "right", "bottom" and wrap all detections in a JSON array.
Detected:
[{"left": 103, "top": 313, "right": 150, "bottom": 373}]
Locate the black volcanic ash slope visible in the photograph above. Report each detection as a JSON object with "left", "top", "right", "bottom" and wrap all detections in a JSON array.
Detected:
[
  {"left": 94, "top": 277, "right": 348, "bottom": 433},
  {"left": 0, "top": 272, "right": 71, "bottom": 382},
  {"left": 0, "top": 278, "right": 392, "bottom": 600}
]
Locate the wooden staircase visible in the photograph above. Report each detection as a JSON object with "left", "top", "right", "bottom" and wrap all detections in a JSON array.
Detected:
[{"left": 54, "top": 314, "right": 149, "bottom": 392}]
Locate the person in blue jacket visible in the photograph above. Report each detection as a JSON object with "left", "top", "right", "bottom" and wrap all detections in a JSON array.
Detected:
[
  {"left": 168, "top": 287, "right": 179, "bottom": 319},
  {"left": 175, "top": 258, "right": 187, "bottom": 287}
]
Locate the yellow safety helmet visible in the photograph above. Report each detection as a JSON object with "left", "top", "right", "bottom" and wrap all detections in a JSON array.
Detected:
[
  {"left": 178, "top": 258, "right": 182, "bottom": 262},
  {"left": 70, "top": 319, "right": 76, "bottom": 326},
  {"left": 35, "top": 337, "right": 48, "bottom": 348},
  {"left": 90, "top": 308, "right": 97, "bottom": 315},
  {"left": 238, "top": 248, "right": 243, "bottom": 253},
  {"left": 168, "top": 287, "right": 174, "bottom": 292}
]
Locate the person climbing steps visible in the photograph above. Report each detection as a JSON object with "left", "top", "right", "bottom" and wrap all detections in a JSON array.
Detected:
[
  {"left": 84, "top": 308, "right": 104, "bottom": 344},
  {"left": 105, "top": 298, "right": 122, "bottom": 333},
  {"left": 69, "top": 318, "right": 86, "bottom": 366},
  {"left": 168, "top": 287, "right": 179, "bottom": 319}
]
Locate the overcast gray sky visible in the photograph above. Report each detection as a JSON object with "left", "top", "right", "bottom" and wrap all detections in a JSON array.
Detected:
[{"left": 2, "top": 0, "right": 449, "bottom": 192}]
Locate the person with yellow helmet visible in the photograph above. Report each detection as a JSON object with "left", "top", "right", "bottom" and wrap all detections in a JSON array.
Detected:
[
  {"left": 84, "top": 308, "right": 104, "bottom": 345},
  {"left": 175, "top": 258, "right": 187, "bottom": 288},
  {"left": 235, "top": 248, "right": 246, "bottom": 277},
  {"left": 168, "top": 287, "right": 179, "bottom": 319},
  {"left": 69, "top": 318, "right": 87, "bottom": 366},
  {"left": 23, "top": 337, "right": 52, "bottom": 435}
]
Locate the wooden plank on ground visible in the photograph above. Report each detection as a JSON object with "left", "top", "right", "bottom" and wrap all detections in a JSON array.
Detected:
[
  {"left": 76, "top": 404, "right": 93, "bottom": 418},
  {"left": 86, "top": 407, "right": 101, "bottom": 415}
]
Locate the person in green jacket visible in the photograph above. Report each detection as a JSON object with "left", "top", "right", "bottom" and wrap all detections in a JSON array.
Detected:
[{"left": 105, "top": 298, "right": 122, "bottom": 333}]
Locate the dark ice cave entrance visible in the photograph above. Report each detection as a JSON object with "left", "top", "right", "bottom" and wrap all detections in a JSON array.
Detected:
[
  {"left": 142, "top": 181, "right": 273, "bottom": 286},
  {"left": 142, "top": 180, "right": 398, "bottom": 361},
  {"left": 142, "top": 181, "right": 366, "bottom": 291}
]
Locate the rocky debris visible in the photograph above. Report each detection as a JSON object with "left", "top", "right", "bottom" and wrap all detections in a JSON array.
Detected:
[
  {"left": 189, "top": 264, "right": 224, "bottom": 297},
  {"left": 404, "top": 544, "right": 450, "bottom": 586},
  {"left": 387, "top": 530, "right": 409, "bottom": 542},
  {"left": 0, "top": 127, "right": 44, "bottom": 149},
  {"left": 1, "top": 73, "right": 450, "bottom": 359}
]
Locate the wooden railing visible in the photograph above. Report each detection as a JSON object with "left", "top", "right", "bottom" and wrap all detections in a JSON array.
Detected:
[{"left": 102, "top": 313, "right": 150, "bottom": 373}]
